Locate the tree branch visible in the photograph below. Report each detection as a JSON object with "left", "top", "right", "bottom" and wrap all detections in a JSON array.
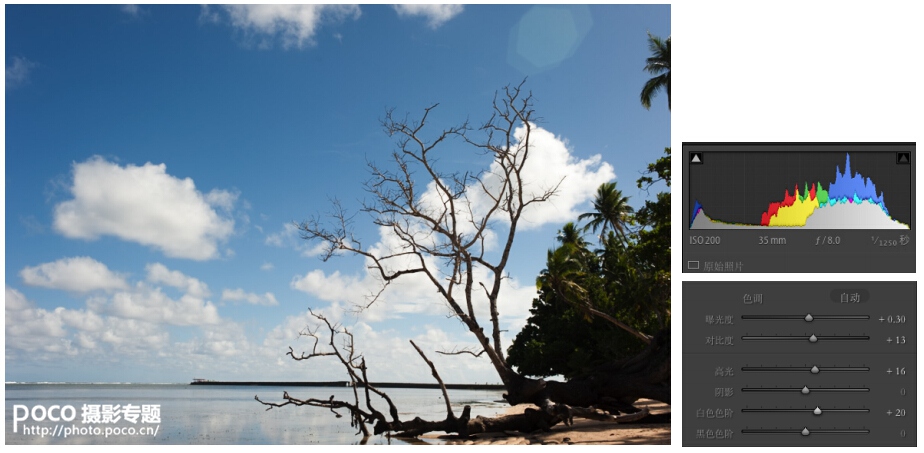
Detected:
[
  {"left": 436, "top": 347, "right": 485, "bottom": 358},
  {"left": 409, "top": 340, "right": 454, "bottom": 420}
]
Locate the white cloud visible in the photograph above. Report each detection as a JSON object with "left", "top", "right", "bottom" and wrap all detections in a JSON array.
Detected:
[
  {"left": 220, "top": 4, "right": 361, "bottom": 49},
  {"left": 266, "top": 223, "right": 327, "bottom": 257},
  {"left": 5, "top": 284, "right": 268, "bottom": 377},
  {"left": 6, "top": 56, "right": 36, "bottom": 90},
  {"left": 89, "top": 284, "right": 221, "bottom": 327},
  {"left": 393, "top": 5, "right": 463, "bottom": 29},
  {"left": 471, "top": 124, "right": 616, "bottom": 230},
  {"left": 292, "top": 269, "right": 368, "bottom": 304},
  {"left": 96, "top": 318, "right": 169, "bottom": 352},
  {"left": 205, "top": 189, "right": 238, "bottom": 211},
  {"left": 53, "top": 157, "right": 236, "bottom": 260},
  {"left": 5, "top": 286, "right": 167, "bottom": 357},
  {"left": 20, "top": 257, "right": 129, "bottom": 293},
  {"left": 6, "top": 279, "right": 507, "bottom": 382},
  {"left": 265, "top": 223, "right": 297, "bottom": 247},
  {"left": 261, "top": 262, "right": 275, "bottom": 271},
  {"left": 175, "top": 323, "right": 252, "bottom": 358},
  {"left": 146, "top": 263, "right": 211, "bottom": 299},
  {"left": 291, "top": 225, "right": 537, "bottom": 325},
  {"left": 11, "top": 259, "right": 224, "bottom": 335},
  {"left": 59, "top": 309, "right": 106, "bottom": 333},
  {"left": 221, "top": 288, "right": 279, "bottom": 306},
  {"left": 6, "top": 287, "right": 69, "bottom": 341}
]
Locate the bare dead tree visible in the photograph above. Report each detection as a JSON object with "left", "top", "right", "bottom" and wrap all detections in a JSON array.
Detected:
[
  {"left": 261, "top": 81, "right": 670, "bottom": 439},
  {"left": 295, "top": 81, "right": 560, "bottom": 397}
]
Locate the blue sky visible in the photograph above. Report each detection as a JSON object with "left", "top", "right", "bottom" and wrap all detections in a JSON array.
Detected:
[{"left": 5, "top": 4, "right": 670, "bottom": 384}]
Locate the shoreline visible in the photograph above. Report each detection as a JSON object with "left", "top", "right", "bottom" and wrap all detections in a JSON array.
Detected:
[
  {"left": 189, "top": 380, "right": 505, "bottom": 390},
  {"left": 422, "top": 399, "right": 671, "bottom": 445}
]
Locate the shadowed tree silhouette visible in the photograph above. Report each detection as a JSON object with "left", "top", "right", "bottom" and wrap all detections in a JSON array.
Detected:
[
  {"left": 640, "top": 32, "right": 670, "bottom": 110},
  {"left": 556, "top": 221, "right": 589, "bottom": 250},
  {"left": 578, "top": 182, "right": 634, "bottom": 242}
]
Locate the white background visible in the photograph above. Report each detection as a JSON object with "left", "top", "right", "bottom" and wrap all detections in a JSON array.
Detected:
[{"left": 673, "top": 0, "right": 922, "bottom": 448}]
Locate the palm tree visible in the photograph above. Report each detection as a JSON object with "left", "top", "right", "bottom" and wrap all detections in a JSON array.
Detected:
[
  {"left": 556, "top": 222, "right": 589, "bottom": 250},
  {"left": 640, "top": 32, "right": 670, "bottom": 110},
  {"left": 539, "top": 245, "right": 588, "bottom": 302},
  {"left": 578, "top": 182, "right": 634, "bottom": 241},
  {"left": 539, "top": 244, "right": 652, "bottom": 345}
]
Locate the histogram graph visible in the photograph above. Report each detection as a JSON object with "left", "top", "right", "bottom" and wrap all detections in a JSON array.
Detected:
[
  {"left": 689, "top": 152, "right": 911, "bottom": 229},
  {"left": 682, "top": 143, "right": 915, "bottom": 273}
]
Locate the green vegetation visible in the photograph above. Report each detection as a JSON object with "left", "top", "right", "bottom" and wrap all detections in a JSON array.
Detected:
[
  {"left": 640, "top": 32, "right": 671, "bottom": 110},
  {"left": 508, "top": 148, "right": 671, "bottom": 379}
]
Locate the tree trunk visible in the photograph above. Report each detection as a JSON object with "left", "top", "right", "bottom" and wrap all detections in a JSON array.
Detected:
[{"left": 393, "top": 329, "right": 671, "bottom": 438}]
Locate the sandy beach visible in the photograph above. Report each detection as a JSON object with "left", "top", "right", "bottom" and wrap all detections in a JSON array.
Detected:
[{"left": 421, "top": 399, "right": 670, "bottom": 445}]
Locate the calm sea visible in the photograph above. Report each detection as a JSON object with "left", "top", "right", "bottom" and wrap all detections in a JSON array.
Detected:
[{"left": 5, "top": 383, "right": 507, "bottom": 445}]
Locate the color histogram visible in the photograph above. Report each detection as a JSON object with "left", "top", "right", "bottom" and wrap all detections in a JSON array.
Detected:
[{"left": 689, "top": 151, "right": 912, "bottom": 230}]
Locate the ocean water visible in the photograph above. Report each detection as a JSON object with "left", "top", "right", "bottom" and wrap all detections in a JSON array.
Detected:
[{"left": 5, "top": 384, "right": 508, "bottom": 445}]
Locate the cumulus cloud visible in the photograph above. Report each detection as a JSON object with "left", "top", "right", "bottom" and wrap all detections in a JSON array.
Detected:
[
  {"left": 394, "top": 123, "right": 614, "bottom": 239},
  {"left": 146, "top": 263, "right": 211, "bottom": 299},
  {"left": 6, "top": 287, "right": 69, "bottom": 346},
  {"left": 7, "top": 274, "right": 277, "bottom": 380},
  {"left": 471, "top": 124, "right": 616, "bottom": 230},
  {"left": 393, "top": 5, "right": 463, "bottom": 29},
  {"left": 90, "top": 285, "right": 221, "bottom": 327},
  {"left": 218, "top": 4, "right": 361, "bottom": 49},
  {"left": 7, "top": 281, "right": 254, "bottom": 375},
  {"left": 6, "top": 283, "right": 503, "bottom": 382},
  {"left": 95, "top": 318, "right": 169, "bottom": 352},
  {"left": 292, "top": 270, "right": 368, "bottom": 305},
  {"left": 5, "top": 286, "right": 168, "bottom": 357},
  {"left": 53, "top": 157, "right": 236, "bottom": 260},
  {"left": 221, "top": 288, "right": 279, "bottom": 306},
  {"left": 6, "top": 56, "right": 36, "bottom": 90},
  {"left": 20, "top": 257, "right": 129, "bottom": 293},
  {"left": 176, "top": 323, "right": 252, "bottom": 358},
  {"left": 6, "top": 253, "right": 245, "bottom": 374}
]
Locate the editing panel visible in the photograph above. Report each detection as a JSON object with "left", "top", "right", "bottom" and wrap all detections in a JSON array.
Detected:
[
  {"left": 683, "top": 143, "right": 915, "bottom": 273},
  {"left": 683, "top": 281, "right": 916, "bottom": 446}
]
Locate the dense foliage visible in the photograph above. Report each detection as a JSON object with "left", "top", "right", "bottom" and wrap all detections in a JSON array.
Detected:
[{"left": 507, "top": 148, "right": 671, "bottom": 379}]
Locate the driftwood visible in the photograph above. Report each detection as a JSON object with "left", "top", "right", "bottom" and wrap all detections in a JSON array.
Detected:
[{"left": 256, "top": 311, "right": 665, "bottom": 439}]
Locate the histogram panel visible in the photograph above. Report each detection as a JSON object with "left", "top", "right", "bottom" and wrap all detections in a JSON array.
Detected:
[
  {"left": 682, "top": 143, "right": 915, "bottom": 274},
  {"left": 689, "top": 152, "right": 911, "bottom": 229}
]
